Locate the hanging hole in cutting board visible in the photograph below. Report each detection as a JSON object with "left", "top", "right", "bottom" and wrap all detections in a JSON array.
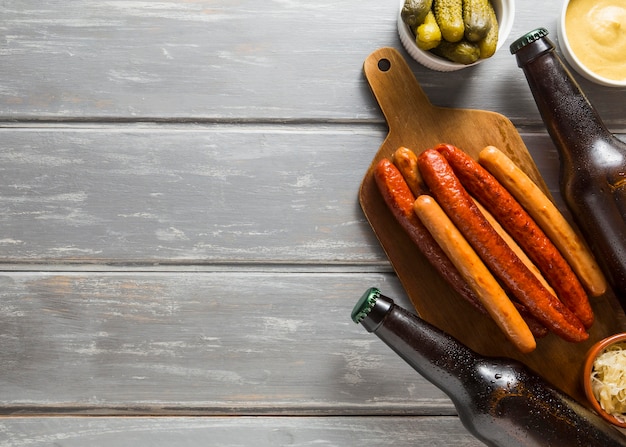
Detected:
[{"left": 378, "top": 58, "right": 391, "bottom": 72}]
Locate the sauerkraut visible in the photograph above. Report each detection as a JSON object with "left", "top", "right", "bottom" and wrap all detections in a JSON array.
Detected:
[{"left": 591, "top": 343, "right": 626, "bottom": 422}]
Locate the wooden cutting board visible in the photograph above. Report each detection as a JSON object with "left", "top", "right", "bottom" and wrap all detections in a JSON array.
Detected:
[{"left": 359, "top": 47, "right": 626, "bottom": 404}]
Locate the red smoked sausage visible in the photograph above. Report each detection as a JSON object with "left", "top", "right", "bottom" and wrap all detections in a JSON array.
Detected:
[
  {"left": 373, "top": 158, "right": 485, "bottom": 314},
  {"left": 417, "top": 149, "right": 588, "bottom": 342},
  {"left": 436, "top": 143, "right": 594, "bottom": 328}
]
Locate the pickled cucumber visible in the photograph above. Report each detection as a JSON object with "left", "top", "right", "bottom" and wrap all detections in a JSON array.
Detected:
[
  {"left": 477, "top": 1, "right": 498, "bottom": 58},
  {"left": 433, "top": 0, "right": 464, "bottom": 43},
  {"left": 463, "top": 0, "right": 493, "bottom": 42},
  {"left": 431, "top": 40, "right": 480, "bottom": 64},
  {"left": 416, "top": 11, "right": 442, "bottom": 50},
  {"left": 401, "top": 0, "right": 434, "bottom": 29}
]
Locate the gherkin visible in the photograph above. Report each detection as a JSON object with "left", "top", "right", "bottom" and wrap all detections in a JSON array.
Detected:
[
  {"left": 401, "top": 0, "right": 433, "bottom": 29},
  {"left": 477, "top": 1, "right": 499, "bottom": 58},
  {"left": 416, "top": 11, "right": 442, "bottom": 50},
  {"left": 432, "top": 40, "right": 480, "bottom": 64},
  {"left": 463, "top": 0, "right": 494, "bottom": 42},
  {"left": 433, "top": 0, "right": 464, "bottom": 42}
]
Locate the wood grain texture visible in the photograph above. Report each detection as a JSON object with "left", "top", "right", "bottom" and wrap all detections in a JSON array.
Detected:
[
  {"left": 0, "top": 271, "right": 457, "bottom": 414},
  {"left": 0, "top": 416, "right": 486, "bottom": 447},
  {"left": 1, "top": 0, "right": 625, "bottom": 444},
  {"left": 0, "top": 1, "right": 624, "bottom": 126},
  {"left": 0, "top": 127, "right": 607, "bottom": 265},
  {"left": 0, "top": 125, "right": 386, "bottom": 263}
]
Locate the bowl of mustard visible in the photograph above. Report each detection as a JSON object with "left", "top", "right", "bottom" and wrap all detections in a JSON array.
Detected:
[{"left": 558, "top": 0, "right": 626, "bottom": 87}]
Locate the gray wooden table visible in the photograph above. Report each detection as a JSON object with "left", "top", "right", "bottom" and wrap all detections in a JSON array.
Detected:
[{"left": 0, "top": 1, "right": 625, "bottom": 445}]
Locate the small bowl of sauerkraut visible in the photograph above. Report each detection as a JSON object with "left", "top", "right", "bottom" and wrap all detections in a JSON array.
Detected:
[{"left": 583, "top": 333, "right": 626, "bottom": 428}]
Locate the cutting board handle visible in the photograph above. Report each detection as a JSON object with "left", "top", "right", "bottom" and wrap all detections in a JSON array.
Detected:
[{"left": 363, "top": 47, "right": 436, "bottom": 133}]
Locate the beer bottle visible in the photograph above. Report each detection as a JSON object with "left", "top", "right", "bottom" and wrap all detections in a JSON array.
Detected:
[
  {"left": 352, "top": 287, "right": 626, "bottom": 446},
  {"left": 510, "top": 28, "right": 626, "bottom": 307}
]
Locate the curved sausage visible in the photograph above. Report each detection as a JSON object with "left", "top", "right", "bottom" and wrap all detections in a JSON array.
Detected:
[
  {"left": 373, "top": 158, "right": 486, "bottom": 314},
  {"left": 392, "top": 146, "right": 423, "bottom": 198},
  {"left": 417, "top": 149, "right": 588, "bottom": 342},
  {"left": 473, "top": 198, "right": 557, "bottom": 298},
  {"left": 436, "top": 143, "right": 594, "bottom": 329},
  {"left": 478, "top": 145, "right": 607, "bottom": 297}
]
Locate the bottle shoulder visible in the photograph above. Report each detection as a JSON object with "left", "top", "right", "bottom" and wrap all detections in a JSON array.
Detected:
[{"left": 559, "top": 135, "right": 626, "bottom": 173}]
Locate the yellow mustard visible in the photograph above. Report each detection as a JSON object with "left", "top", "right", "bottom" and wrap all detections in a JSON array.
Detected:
[{"left": 565, "top": 0, "right": 626, "bottom": 82}]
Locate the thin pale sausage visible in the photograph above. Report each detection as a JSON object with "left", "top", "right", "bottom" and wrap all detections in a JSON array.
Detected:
[{"left": 414, "top": 194, "right": 537, "bottom": 353}]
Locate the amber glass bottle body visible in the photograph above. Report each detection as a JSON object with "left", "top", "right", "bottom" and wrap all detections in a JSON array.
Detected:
[
  {"left": 511, "top": 28, "right": 626, "bottom": 305},
  {"left": 352, "top": 288, "right": 626, "bottom": 447}
]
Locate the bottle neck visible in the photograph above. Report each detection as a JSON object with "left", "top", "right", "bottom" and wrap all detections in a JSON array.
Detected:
[
  {"left": 358, "top": 293, "right": 475, "bottom": 398},
  {"left": 515, "top": 36, "right": 611, "bottom": 158}
]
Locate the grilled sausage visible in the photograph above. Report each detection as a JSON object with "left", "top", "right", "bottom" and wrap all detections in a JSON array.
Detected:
[
  {"left": 392, "top": 146, "right": 423, "bottom": 198},
  {"left": 373, "top": 158, "right": 485, "bottom": 313},
  {"left": 478, "top": 145, "right": 607, "bottom": 297},
  {"left": 414, "top": 194, "right": 537, "bottom": 353},
  {"left": 436, "top": 143, "right": 594, "bottom": 329},
  {"left": 473, "top": 198, "right": 557, "bottom": 298},
  {"left": 417, "top": 148, "right": 588, "bottom": 342}
]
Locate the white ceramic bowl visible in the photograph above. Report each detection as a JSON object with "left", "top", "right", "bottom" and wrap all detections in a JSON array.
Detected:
[
  {"left": 398, "top": 0, "right": 515, "bottom": 71},
  {"left": 558, "top": 0, "right": 626, "bottom": 88}
]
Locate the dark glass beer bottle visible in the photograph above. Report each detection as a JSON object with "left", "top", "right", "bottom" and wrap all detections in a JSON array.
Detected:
[
  {"left": 352, "top": 287, "right": 626, "bottom": 447},
  {"left": 510, "top": 28, "right": 626, "bottom": 307}
]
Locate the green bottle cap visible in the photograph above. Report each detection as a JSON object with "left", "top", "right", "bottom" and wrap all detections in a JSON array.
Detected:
[
  {"left": 351, "top": 287, "right": 380, "bottom": 324},
  {"left": 509, "top": 28, "right": 549, "bottom": 54}
]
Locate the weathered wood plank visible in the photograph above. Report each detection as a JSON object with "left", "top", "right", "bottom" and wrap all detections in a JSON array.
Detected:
[
  {"left": 0, "top": 1, "right": 624, "bottom": 126},
  {"left": 0, "top": 271, "right": 459, "bottom": 415},
  {"left": 0, "top": 125, "right": 385, "bottom": 263},
  {"left": 0, "top": 126, "right": 599, "bottom": 264},
  {"left": 0, "top": 416, "right": 485, "bottom": 447},
  {"left": 0, "top": 0, "right": 623, "bottom": 441}
]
